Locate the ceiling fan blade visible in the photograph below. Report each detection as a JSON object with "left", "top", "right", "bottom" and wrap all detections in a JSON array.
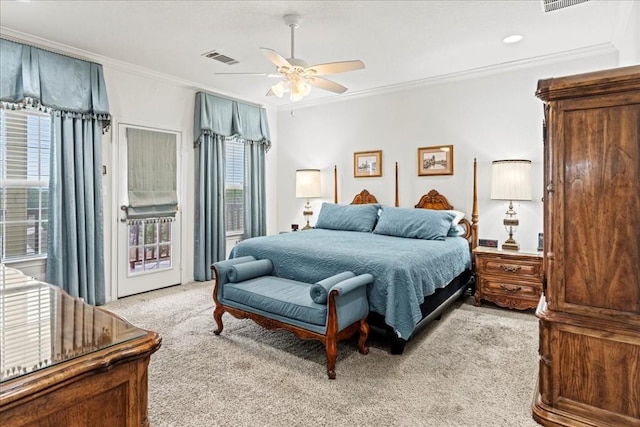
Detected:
[
  {"left": 260, "top": 48, "right": 292, "bottom": 68},
  {"left": 307, "top": 77, "right": 348, "bottom": 94},
  {"left": 307, "top": 60, "right": 365, "bottom": 76}
]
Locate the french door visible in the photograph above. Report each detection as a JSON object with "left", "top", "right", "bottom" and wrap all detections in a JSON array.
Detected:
[{"left": 116, "top": 123, "right": 182, "bottom": 297}]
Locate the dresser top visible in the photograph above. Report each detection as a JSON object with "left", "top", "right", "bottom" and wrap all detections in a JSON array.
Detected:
[
  {"left": 473, "top": 247, "right": 543, "bottom": 258},
  {"left": 0, "top": 264, "right": 148, "bottom": 383}
]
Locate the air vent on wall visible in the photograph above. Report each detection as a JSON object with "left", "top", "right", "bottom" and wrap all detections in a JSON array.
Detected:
[
  {"left": 542, "top": 0, "right": 589, "bottom": 13},
  {"left": 202, "top": 50, "right": 239, "bottom": 65}
]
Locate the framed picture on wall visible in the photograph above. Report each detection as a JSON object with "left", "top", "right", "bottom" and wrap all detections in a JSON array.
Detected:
[
  {"left": 417, "top": 145, "right": 454, "bottom": 176},
  {"left": 353, "top": 150, "right": 382, "bottom": 178}
]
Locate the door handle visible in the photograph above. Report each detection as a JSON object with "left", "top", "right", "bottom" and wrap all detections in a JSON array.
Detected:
[{"left": 120, "top": 205, "right": 128, "bottom": 223}]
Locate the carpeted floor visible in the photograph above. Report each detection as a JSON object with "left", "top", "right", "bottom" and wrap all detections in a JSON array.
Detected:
[{"left": 106, "top": 281, "right": 541, "bottom": 427}]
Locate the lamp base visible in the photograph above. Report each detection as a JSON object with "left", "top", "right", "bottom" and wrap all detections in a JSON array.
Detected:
[
  {"left": 502, "top": 241, "right": 520, "bottom": 251},
  {"left": 301, "top": 222, "right": 312, "bottom": 231}
]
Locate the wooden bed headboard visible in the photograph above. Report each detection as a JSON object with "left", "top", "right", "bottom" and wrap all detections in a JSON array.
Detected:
[{"left": 333, "top": 159, "right": 479, "bottom": 250}]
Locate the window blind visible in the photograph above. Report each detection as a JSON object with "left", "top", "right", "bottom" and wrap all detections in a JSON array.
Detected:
[
  {"left": 125, "top": 128, "right": 177, "bottom": 220},
  {"left": 0, "top": 109, "right": 50, "bottom": 262},
  {"left": 0, "top": 266, "right": 52, "bottom": 381},
  {"left": 225, "top": 140, "right": 244, "bottom": 235}
]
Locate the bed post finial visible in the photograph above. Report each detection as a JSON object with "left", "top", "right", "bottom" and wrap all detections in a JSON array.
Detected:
[
  {"left": 334, "top": 165, "right": 338, "bottom": 204},
  {"left": 395, "top": 162, "right": 399, "bottom": 207},
  {"left": 471, "top": 158, "right": 478, "bottom": 249}
]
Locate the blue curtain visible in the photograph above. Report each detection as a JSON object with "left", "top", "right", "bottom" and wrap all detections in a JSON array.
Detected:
[
  {"left": 194, "top": 134, "right": 226, "bottom": 281},
  {"left": 1, "top": 38, "right": 110, "bottom": 304},
  {"left": 244, "top": 141, "right": 267, "bottom": 237},
  {"left": 0, "top": 39, "right": 110, "bottom": 115},
  {"left": 193, "top": 92, "right": 270, "bottom": 280},
  {"left": 47, "top": 113, "right": 105, "bottom": 305}
]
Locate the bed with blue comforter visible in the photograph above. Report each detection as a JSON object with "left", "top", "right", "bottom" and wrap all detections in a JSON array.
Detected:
[{"left": 229, "top": 192, "right": 477, "bottom": 352}]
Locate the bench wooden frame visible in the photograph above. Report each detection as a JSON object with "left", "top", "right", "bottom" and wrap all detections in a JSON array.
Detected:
[{"left": 211, "top": 265, "right": 370, "bottom": 379}]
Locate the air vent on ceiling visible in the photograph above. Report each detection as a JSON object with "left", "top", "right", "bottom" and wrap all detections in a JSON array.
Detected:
[
  {"left": 542, "top": 0, "right": 589, "bottom": 13},
  {"left": 202, "top": 50, "right": 239, "bottom": 65}
]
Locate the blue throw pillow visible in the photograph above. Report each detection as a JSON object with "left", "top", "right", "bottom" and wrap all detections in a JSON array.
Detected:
[
  {"left": 315, "top": 203, "right": 379, "bottom": 232},
  {"left": 309, "top": 271, "right": 356, "bottom": 304},
  {"left": 447, "top": 224, "right": 467, "bottom": 237},
  {"left": 373, "top": 206, "right": 455, "bottom": 241},
  {"left": 228, "top": 259, "right": 273, "bottom": 282}
]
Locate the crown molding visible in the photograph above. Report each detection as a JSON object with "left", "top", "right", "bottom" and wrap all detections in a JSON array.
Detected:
[{"left": 283, "top": 43, "right": 619, "bottom": 111}]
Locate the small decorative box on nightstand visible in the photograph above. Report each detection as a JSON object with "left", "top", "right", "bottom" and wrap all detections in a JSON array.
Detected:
[{"left": 473, "top": 247, "right": 543, "bottom": 310}]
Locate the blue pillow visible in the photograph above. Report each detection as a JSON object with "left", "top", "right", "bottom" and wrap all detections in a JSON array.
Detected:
[
  {"left": 373, "top": 206, "right": 455, "bottom": 241},
  {"left": 228, "top": 259, "right": 273, "bottom": 282},
  {"left": 315, "top": 203, "right": 379, "bottom": 232},
  {"left": 447, "top": 224, "right": 466, "bottom": 237},
  {"left": 309, "top": 271, "right": 356, "bottom": 304}
]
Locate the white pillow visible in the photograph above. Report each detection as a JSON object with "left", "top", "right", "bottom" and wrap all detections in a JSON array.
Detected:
[{"left": 447, "top": 210, "right": 465, "bottom": 226}]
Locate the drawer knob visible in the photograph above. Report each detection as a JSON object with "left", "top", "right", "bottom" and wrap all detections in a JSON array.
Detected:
[
  {"left": 500, "top": 264, "right": 522, "bottom": 273},
  {"left": 500, "top": 284, "right": 522, "bottom": 293}
]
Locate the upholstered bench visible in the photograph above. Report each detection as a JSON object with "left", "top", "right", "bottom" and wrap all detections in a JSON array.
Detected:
[{"left": 211, "top": 256, "right": 372, "bottom": 379}]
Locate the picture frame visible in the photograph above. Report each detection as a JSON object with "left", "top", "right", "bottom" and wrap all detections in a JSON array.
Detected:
[
  {"left": 417, "top": 145, "right": 454, "bottom": 176},
  {"left": 353, "top": 150, "right": 382, "bottom": 178}
]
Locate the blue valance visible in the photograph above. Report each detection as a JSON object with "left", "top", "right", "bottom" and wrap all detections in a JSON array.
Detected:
[
  {"left": 194, "top": 92, "right": 271, "bottom": 149},
  {"left": 0, "top": 39, "right": 110, "bottom": 126}
]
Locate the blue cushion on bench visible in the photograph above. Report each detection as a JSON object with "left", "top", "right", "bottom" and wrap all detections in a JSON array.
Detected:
[
  {"left": 224, "top": 276, "right": 327, "bottom": 326},
  {"left": 310, "top": 271, "right": 356, "bottom": 304},
  {"left": 228, "top": 259, "right": 273, "bottom": 282}
]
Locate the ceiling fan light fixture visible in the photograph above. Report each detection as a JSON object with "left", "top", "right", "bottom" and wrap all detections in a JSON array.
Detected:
[
  {"left": 271, "top": 80, "right": 288, "bottom": 98},
  {"left": 290, "top": 82, "right": 310, "bottom": 102},
  {"left": 294, "top": 80, "right": 312, "bottom": 96}
]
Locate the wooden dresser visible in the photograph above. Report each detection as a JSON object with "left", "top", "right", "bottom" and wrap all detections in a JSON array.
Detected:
[
  {"left": 0, "top": 266, "right": 162, "bottom": 427},
  {"left": 473, "top": 247, "right": 543, "bottom": 310},
  {"left": 532, "top": 66, "right": 640, "bottom": 426}
]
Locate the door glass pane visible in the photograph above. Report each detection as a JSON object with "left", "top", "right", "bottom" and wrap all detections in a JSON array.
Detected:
[{"left": 127, "top": 219, "right": 172, "bottom": 275}]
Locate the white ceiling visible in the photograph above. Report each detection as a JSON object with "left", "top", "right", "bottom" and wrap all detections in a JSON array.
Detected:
[{"left": 0, "top": 1, "right": 635, "bottom": 107}]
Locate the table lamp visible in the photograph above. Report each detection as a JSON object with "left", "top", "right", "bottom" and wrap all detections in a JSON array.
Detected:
[
  {"left": 295, "top": 169, "right": 322, "bottom": 230},
  {"left": 490, "top": 160, "right": 532, "bottom": 250}
]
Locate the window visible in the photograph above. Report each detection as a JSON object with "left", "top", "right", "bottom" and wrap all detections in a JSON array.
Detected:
[
  {"left": 0, "top": 109, "right": 51, "bottom": 262},
  {"left": 225, "top": 139, "right": 244, "bottom": 236}
]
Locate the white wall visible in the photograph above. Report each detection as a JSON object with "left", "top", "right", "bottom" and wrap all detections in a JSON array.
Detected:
[
  {"left": 275, "top": 50, "right": 618, "bottom": 252},
  {"left": 616, "top": 0, "right": 640, "bottom": 66}
]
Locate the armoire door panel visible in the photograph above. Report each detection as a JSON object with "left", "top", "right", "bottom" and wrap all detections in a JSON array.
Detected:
[{"left": 559, "top": 103, "right": 640, "bottom": 318}]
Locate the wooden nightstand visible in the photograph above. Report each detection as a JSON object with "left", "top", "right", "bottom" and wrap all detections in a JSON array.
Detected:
[{"left": 473, "top": 247, "right": 543, "bottom": 310}]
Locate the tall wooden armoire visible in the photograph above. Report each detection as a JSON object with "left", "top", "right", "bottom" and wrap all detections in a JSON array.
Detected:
[{"left": 533, "top": 66, "right": 640, "bottom": 426}]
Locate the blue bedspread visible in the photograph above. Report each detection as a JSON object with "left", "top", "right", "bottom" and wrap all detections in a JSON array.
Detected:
[{"left": 230, "top": 229, "right": 471, "bottom": 339}]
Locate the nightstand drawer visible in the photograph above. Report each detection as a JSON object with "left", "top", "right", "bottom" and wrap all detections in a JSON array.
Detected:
[
  {"left": 477, "top": 257, "right": 541, "bottom": 279},
  {"left": 478, "top": 278, "right": 541, "bottom": 300}
]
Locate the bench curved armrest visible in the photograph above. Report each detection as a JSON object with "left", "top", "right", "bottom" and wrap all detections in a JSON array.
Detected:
[
  {"left": 330, "top": 274, "right": 374, "bottom": 296},
  {"left": 328, "top": 273, "right": 372, "bottom": 332},
  {"left": 211, "top": 256, "right": 257, "bottom": 303}
]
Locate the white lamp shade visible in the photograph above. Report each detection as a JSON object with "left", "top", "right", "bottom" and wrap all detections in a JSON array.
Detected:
[
  {"left": 271, "top": 80, "right": 287, "bottom": 98},
  {"left": 295, "top": 169, "right": 322, "bottom": 198},
  {"left": 491, "top": 160, "right": 532, "bottom": 201}
]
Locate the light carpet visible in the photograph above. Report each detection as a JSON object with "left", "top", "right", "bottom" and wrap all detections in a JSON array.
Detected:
[{"left": 106, "top": 281, "right": 540, "bottom": 427}]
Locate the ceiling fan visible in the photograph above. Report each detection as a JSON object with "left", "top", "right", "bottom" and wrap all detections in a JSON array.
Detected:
[{"left": 216, "top": 14, "right": 365, "bottom": 101}]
